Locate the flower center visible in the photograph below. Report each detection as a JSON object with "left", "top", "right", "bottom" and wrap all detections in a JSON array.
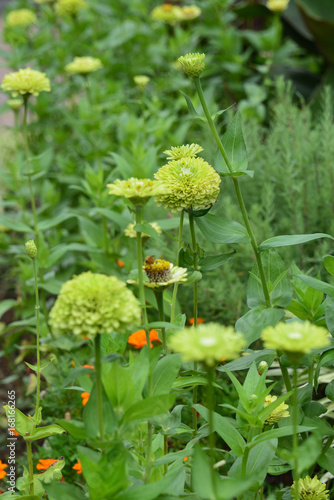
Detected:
[
  {"left": 199, "top": 337, "right": 217, "bottom": 347},
  {"left": 144, "top": 258, "right": 172, "bottom": 283},
  {"left": 288, "top": 332, "right": 302, "bottom": 339},
  {"left": 180, "top": 166, "right": 192, "bottom": 177}
]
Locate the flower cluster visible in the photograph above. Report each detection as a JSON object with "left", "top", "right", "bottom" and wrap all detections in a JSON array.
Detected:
[
  {"left": 267, "top": 0, "right": 290, "bottom": 12},
  {"left": 178, "top": 53, "right": 205, "bottom": 78},
  {"left": 55, "top": 0, "right": 87, "bottom": 17},
  {"left": 125, "top": 222, "right": 161, "bottom": 239},
  {"left": 134, "top": 75, "right": 150, "bottom": 89},
  {"left": 261, "top": 321, "right": 330, "bottom": 360},
  {"left": 6, "top": 9, "right": 37, "bottom": 28},
  {"left": 49, "top": 271, "right": 141, "bottom": 338},
  {"left": 65, "top": 57, "right": 103, "bottom": 75},
  {"left": 291, "top": 476, "right": 329, "bottom": 500},
  {"left": 143, "top": 258, "right": 187, "bottom": 289},
  {"left": 154, "top": 145, "right": 221, "bottom": 213},
  {"left": 263, "top": 395, "right": 290, "bottom": 425},
  {"left": 1, "top": 68, "right": 51, "bottom": 97},
  {"left": 151, "top": 4, "right": 201, "bottom": 24},
  {"left": 107, "top": 178, "right": 167, "bottom": 206},
  {"left": 169, "top": 323, "right": 245, "bottom": 366},
  {"left": 164, "top": 143, "right": 203, "bottom": 161},
  {"left": 128, "top": 329, "right": 161, "bottom": 349}
]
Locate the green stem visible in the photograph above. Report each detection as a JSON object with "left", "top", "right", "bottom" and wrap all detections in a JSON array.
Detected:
[
  {"left": 94, "top": 335, "right": 104, "bottom": 441},
  {"left": 171, "top": 210, "right": 184, "bottom": 323},
  {"left": 32, "top": 260, "right": 41, "bottom": 418},
  {"left": 238, "top": 447, "right": 250, "bottom": 500},
  {"left": 193, "top": 77, "right": 271, "bottom": 308},
  {"left": 278, "top": 356, "right": 292, "bottom": 392},
  {"left": 164, "top": 435, "right": 168, "bottom": 474},
  {"left": 189, "top": 212, "right": 199, "bottom": 432},
  {"left": 155, "top": 290, "right": 166, "bottom": 353},
  {"left": 292, "top": 364, "right": 299, "bottom": 500},
  {"left": 102, "top": 215, "right": 108, "bottom": 256},
  {"left": 26, "top": 440, "right": 34, "bottom": 495},
  {"left": 23, "top": 97, "right": 38, "bottom": 239},
  {"left": 207, "top": 366, "right": 218, "bottom": 499}
]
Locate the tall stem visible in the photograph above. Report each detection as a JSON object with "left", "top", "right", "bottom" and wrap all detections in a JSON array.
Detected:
[
  {"left": 26, "top": 441, "right": 34, "bottom": 495},
  {"left": 193, "top": 77, "right": 271, "bottom": 308},
  {"left": 94, "top": 335, "right": 104, "bottom": 441},
  {"left": 189, "top": 212, "right": 199, "bottom": 431},
  {"left": 155, "top": 290, "right": 166, "bottom": 353},
  {"left": 292, "top": 364, "right": 299, "bottom": 500},
  {"left": 32, "top": 260, "right": 41, "bottom": 418},
  {"left": 171, "top": 210, "right": 184, "bottom": 323},
  {"left": 23, "top": 98, "right": 38, "bottom": 239},
  {"left": 207, "top": 366, "right": 218, "bottom": 499},
  {"left": 278, "top": 357, "right": 292, "bottom": 392}
]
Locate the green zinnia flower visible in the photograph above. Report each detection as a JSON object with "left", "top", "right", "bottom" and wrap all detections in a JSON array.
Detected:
[
  {"left": 65, "top": 57, "right": 103, "bottom": 75},
  {"left": 49, "top": 272, "right": 141, "bottom": 338},
  {"left": 264, "top": 395, "right": 290, "bottom": 425},
  {"left": 291, "top": 476, "right": 329, "bottom": 500},
  {"left": 169, "top": 323, "right": 245, "bottom": 367},
  {"left": 163, "top": 143, "right": 203, "bottom": 161},
  {"left": 6, "top": 9, "right": 37, "bottom": 28},
  {"left": 1, "top": 68, "right": 51, "bottom": 97},
  {"left": 154, "top": 153, "right": 221, "bottom": 213},
  {"left": 178, "top": 53, "right": 205, "bottom": 78},
  {"left": 124, "top": 222, "right": 161, "bottom": 239},
  {"left": 261, "top": 321, "right": 330, "bottom": 360},
  {"left": 55, "top": 0, "right": 87, "bottom": 17},
  {"left": 107, "top": 178, "right": 167, "bottom": 207}
]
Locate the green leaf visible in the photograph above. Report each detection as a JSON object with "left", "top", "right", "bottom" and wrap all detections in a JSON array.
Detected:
[
  {"left": 122, "top": 394, "right": 175, "bottom": 423},
  {"left": 235, "top": 305, "right": 285, "bottom": 347},
  {"left": 36, "top": 457, "right": 65, "bottom": 484},
  {"left": 152, "top": 354, "right": 182, "bottom": 396},
  {"left": 217, "top": 111, "right": 248, "bottom": 173},
  {"left": 317, "top": 447, "right": 334, "bottom": 475},
  {"left": 195, "top": 214, "right": 249, "bottom": 244},
  {"left": 134, "top": 223, "right": 162, "bottom": 242},
  {"left": 79, "top": 217, "right": 105, "bottom": 248},
  {"left": 324, "top": 255, "right": 334, "bottom": 277},
  {"left": 180, "top": 91, "right": 206, "bottom": 122},
  {"left": 0, "top": 299, "right": 17, "bottom": 319},
  {"left": 198, "top": 251, "right": 235, "bottom": 272},
  {"left": 3, "top": 405, "right": 34, "bottom": 437},
  {"left": 0, "top": 215, "right": 32, "bottom": 232},
  {"left": 296, "top": 274, "right": 334, "bottom": 298},
  {"left": 259, "top": 233, "right": 334, "bottom": 252},
  {"left": 43, "top": 482, "right": 86, "bottom": 500},
  {"left": 326, "top": 296, "right": 334, "bottom": 335},
  {"left": 314, "top": 348, "right": 334, "bottom": 392},
  {"left": 83, "top": 382, "right": 117, "bottom": 438},
  {"left": 184, "top": 271, "right": 202, "bottom": 284},
  {"left": 57, "top": 419, "right": 87, "bottom": 440},
  {"left": 173, "top": 376, "right": 215, "bottom": 389},
  {"left": 38, "top": 213, "right": 76, "bottom": 231},
  {"left": 26, "top": 424, "right": 65, "bottom": 442},
  {"left": 193, "top": 404, "right": 245, "bottom": 457},
  {"left": 220, "top": 349, "right": 276, "bottom": 372},
  {"left": 247, "top": 425, "right": 315, "bottom": 448}
]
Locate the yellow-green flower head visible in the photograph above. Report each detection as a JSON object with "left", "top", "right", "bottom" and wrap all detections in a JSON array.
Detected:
[
  {"left": 169, "top": 323, "right": 246, "bottom": 367},
  {"left": 264, "top": 395, "right": 290, "bottom": 425},
  {"left": 134, "top": 75, "right": 150, "bottom": 89},
  {"left": 107, "top": 178, "right": 167, "bottom": 207},
  {"left": 1, "top": 68, "right": 51, "bottom": 97},
  {"left": 6, "top": 9, "right": 37, "bottom": 28},
  {"left": 55, "top": 0, "right": 87, "bottom": 17},
  {"left": 267, "top": 0, "right": 289, "bottom": 12},
  {"left": 179, "top": 6, "right": 201, "bottom": 21},
  {"left": 164, "top": 143, "right": 203, "bottom": 161},
  {"left": 65, "top": 57, "right": 103, "bottom": 75},
  {"left": 178, "top": 53, "right": 205, "bottom": 78},
  {"left": 49, "top": 271, "right": 141, "bottom": 338},
  {"left": 154, "top": 154, "right": 221, "bottom": 213},
  {"left": 143, "top": 257, "right": 187, "bottom": 289},
  {"left": 291, "top": 476, "right": 329, "bottom": 500},
  {"left": 151, "top": 4, "right": 182, "bottom": 24},
  {"left": 261, "top": 321, "right": 330, "bottom": 359},
  {"left": 124, "top": 222, "right": 161, "bottom": 239},
  {"left": 8, "top": 98, "right": 23, "bottom": 111},
  {"left": 25, "top": 240, "right": 37, "bottom": 259}
]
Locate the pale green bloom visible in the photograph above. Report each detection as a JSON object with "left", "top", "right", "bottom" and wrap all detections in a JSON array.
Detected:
[
  {"left": 1, "top": 68, "right": 51, "bottom": 97},
  {"left": 261, "top": 321, "right": 330, "bottom": 357},
  {"left": 124, "top": 222, "right": 161, "bottom": 239},
  {"left": 6, "top": 9, "right": 37, "bottom": 28},
  {"left": 8, "top": 99, "right": 23, "bottom": 111},
  {"left": 65, "top": 57, "right": 103, "bottom": 75},
  {"left": 25, "top": 240, "right": 37, "bottom": 259},
  {"left": 107, "top": 178, "right": 167, "bottom": 207},
  {"left": 49, "top": 271, "right": 141, "bottom": 338},
  {"left": 291, "top": 476, "right": 329, "bottom": 500},
  {"left": 154, "top": 153, "right": 221, "bottom": 213},
  {"left": 178, "top": 53, "right": 205, "bottom": 78},
  {"left": 179, "top": 6, "right": 201, "bottom": 21},
  {"left": 267, "top": 0, "right": 289, "bottom": 12},
  {"left": 169, "top": 323, "right": 245, "bottom": 366},
  {"left": 151, "top": 4, "right": 182, "bottom": 24},
  {"left": 264, "top": 395, "right": 290, "bottom": 425},
  {"left": 134, "top": 75, "right": 150, "bottom": 88},
  {"left": 144, "top": 258, "right": 187, "bottom": 288},
  {"left": 55, "top": 0, "right": 87, "bottom": 17},
  {"left": 164, "top": 143, "right": 203, "bottom": 161}
]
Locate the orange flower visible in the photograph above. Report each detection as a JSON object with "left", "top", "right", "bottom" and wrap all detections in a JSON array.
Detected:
[
  {"left": 71, "top": 360, "right": 76, "bottom": 367},
  {"left": 183, "top": 456, "right": 189, "bottom": 461},
  {"left": 83, "top": 364, "right": 94, "bottom": 370},
  {"left": 189, "top": 317, "right": 205, "bottom": 325},
  {"left": 9, "top": 427, "right": 19, "bottom": 436},
  {"left": 36, "top": 459, "right": 58, "bottom": 470},
  {"left": 117, "top": 259, "right": 125, "bottom": 268},
  {"left": 128, "top": 329, "right": 161, "bottom": 349},
  {"left": 81, "top": 392, "right": 90, "bottom": 406},
  {"left": 0, "top": 461, "right": 8, "bottom": 480},
  {"left": 72, "top": 459, "right": 82, "bottom": 474}
]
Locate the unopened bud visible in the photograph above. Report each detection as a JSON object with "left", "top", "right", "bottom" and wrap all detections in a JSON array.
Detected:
[
  {"left": 52, "top": 469, "right": 62, "bottom": 481},
  {"left": 8, "top": 99, "right": 23, "bottom": 111},
  {"left": 25, "top": 240, "right": 37, "bottom": 259},
  {"left": 258, "top": 361, "right": 268, "bottom": 375},
  {"left": 178, "top": 53, "right": 205, "bottom": 78}
]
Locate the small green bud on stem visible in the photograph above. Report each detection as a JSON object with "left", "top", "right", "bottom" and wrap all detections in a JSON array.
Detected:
[{"left": 25, "top": 240, "right": 37, "bottom": 259}]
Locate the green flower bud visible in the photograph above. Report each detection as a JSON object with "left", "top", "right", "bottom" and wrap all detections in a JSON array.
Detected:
[
  {"left": 178, "top": 53, "right": 205, "bottom": 78},
  {"left": 258, "top": 361, "right": 268, "bottom": 375},
  {"left": 52, "top": 469, "right": 62, "bottom": 481},
  {"left": 292, "top": 475, "right": 329, "bottom": 500},
  {"left": 8, "top": 99, "right": 23, "bottom": 111},
  {"left": 25, "top": 240, "right": 37, "bottom": 259}
]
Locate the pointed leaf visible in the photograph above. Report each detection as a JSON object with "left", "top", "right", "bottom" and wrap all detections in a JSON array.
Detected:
[
  {"left": 195, "top": 214, "right": 249, "bottom": 244},
  {"left": 259, "top": 233, "right": 334, "bottom": 252}
]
